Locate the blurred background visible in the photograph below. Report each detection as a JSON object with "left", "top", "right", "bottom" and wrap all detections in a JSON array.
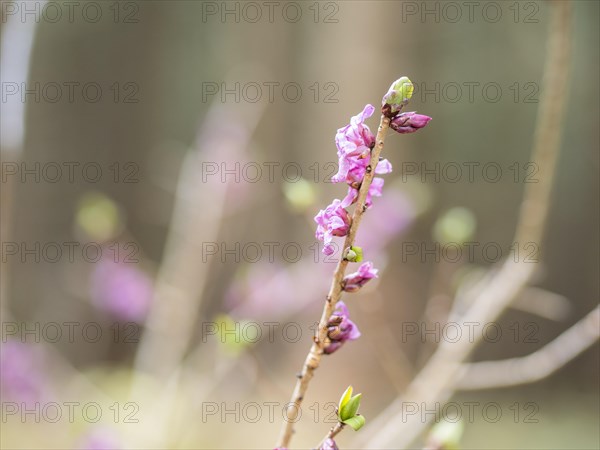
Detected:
[{"left": 1, "top": 1, "right": 598, "bottom": 449}]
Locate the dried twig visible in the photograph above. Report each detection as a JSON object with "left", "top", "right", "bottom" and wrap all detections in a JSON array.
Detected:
[{"left": 456, "top": 305, "right": 599, "bottom": 390}]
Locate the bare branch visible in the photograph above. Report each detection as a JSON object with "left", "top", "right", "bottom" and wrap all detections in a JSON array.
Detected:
[
  {"left": 456, "top": 305, "right": 599, "bottom": 390},
  {"left": 509, "top": 287, "right": 571, "bottom": 321}
]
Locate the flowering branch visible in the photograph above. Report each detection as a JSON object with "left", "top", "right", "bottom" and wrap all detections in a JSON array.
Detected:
[
  {"left": 276, "top": 78, "right": 431, "bottom": 449},
  {"left": 275, "top": 115, "right": 388, "bottom": 449}
]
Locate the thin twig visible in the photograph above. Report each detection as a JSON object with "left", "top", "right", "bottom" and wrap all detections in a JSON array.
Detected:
[
  {"left": 456, "top": 305, "right": 599, "bottom": 390},
  {"left": 314, "top": 422, "right": 345, "bottom": 450},
  {"left": 276, "top": 115, "right": 391, "bottom": 448},
  {"left": 509, "top": 287, "right": 571, "bottom": 321}
]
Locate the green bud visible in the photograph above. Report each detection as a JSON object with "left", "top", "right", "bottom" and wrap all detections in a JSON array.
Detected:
[
  {"left": 345, "top": 246, "right": 363, "bottom": 262},
  {"left": 395, "top": 76, "right": 414, "bottom": 101},
  {"left": 343, "top": 414, "right": 366, "bottom": 431},
  {"left": 345, "top": 249, "right": 357, "bottom": 261},
  {"left": 352, "top": 246, "right": 363, "bottom": 262},
  {"left": 340, "top": 393, "right": 362, "bottom": 421},
  {"left": 383, "top": 77, "right": 414, "bottom": 115},
  {"left": 387, "top": 77, "right": 413, "bottom": 103},
  {"left": 338, "top": 386, "right": 353, "bottom": 413}
]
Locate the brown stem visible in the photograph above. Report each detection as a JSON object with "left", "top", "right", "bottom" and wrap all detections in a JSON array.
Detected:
[
  {"left": 314, "top": 422, "right": 345, "bottom": 449},
  {"left": 275, "top": 115, "right": 391, "bottom": 448}
]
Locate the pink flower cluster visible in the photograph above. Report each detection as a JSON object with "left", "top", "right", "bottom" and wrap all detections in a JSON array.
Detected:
[
  {"left": 90, "top": 255, "right": 153, "bottom": 322},
  {"left": 324, "top": 301, "right": 361, "bottom": 355},
  {"left": 320, "top": 438, "right": 339, "bottom": 450},
  {"left": 314, "top": 199, "right": 351, "bottom": 256},
  {"left": 314, "top": 105, "right": 394, "bottom": 256},
  {"left": 331, "top": 104, "right": 393, "bottom": 208}
]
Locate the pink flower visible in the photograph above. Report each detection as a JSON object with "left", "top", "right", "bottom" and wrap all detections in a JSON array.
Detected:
[
  {"left": 320, "top": 438, "right": 339, "bottom": 450},
  {"left": 78, "top": 427, "right": 122, "bottom": 450},
  {"left": 343, "top": 261, "right": 378, "bottom": 292},
  {"left": 315, "top": 199, "right": 351, "bottom": 255},
  {"left": 390, "top": 111, "right": 432, "bottom": 134},
  {"left": 324, "top": 301, "right": 361, "bottom": 354},
  {"left": 341, "top": 175, "right": 387, "bottom": 208},
  {"left": 90, "top": 255, "right": 153, "bottom": 322},
  {"left": 332, "top": 104, "right": 377, "bottom": 183},
  {"left": 331, "top": 104, "right": 393, "bottom": 208},
  {"left": 0, "top": 341, "right": 50, "bottom": 407}
]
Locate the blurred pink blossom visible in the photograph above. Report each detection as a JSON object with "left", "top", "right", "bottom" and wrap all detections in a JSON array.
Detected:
[
  {"left": 78, "top": 427, "right": 122, "bottom": 450},
  {"left": 355, "top": 186, "right": 416, "bottom": 254},
  {"left": 0, "top": 340, "right": 50, "bottom": 407},
  {"left": 90, "top": 254, "right": 153, "bottom": 322}
]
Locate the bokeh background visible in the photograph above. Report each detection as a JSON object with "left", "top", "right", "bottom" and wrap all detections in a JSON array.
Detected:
[{"left": 1, "top": 1, "right": 598, "bottom": 449}]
